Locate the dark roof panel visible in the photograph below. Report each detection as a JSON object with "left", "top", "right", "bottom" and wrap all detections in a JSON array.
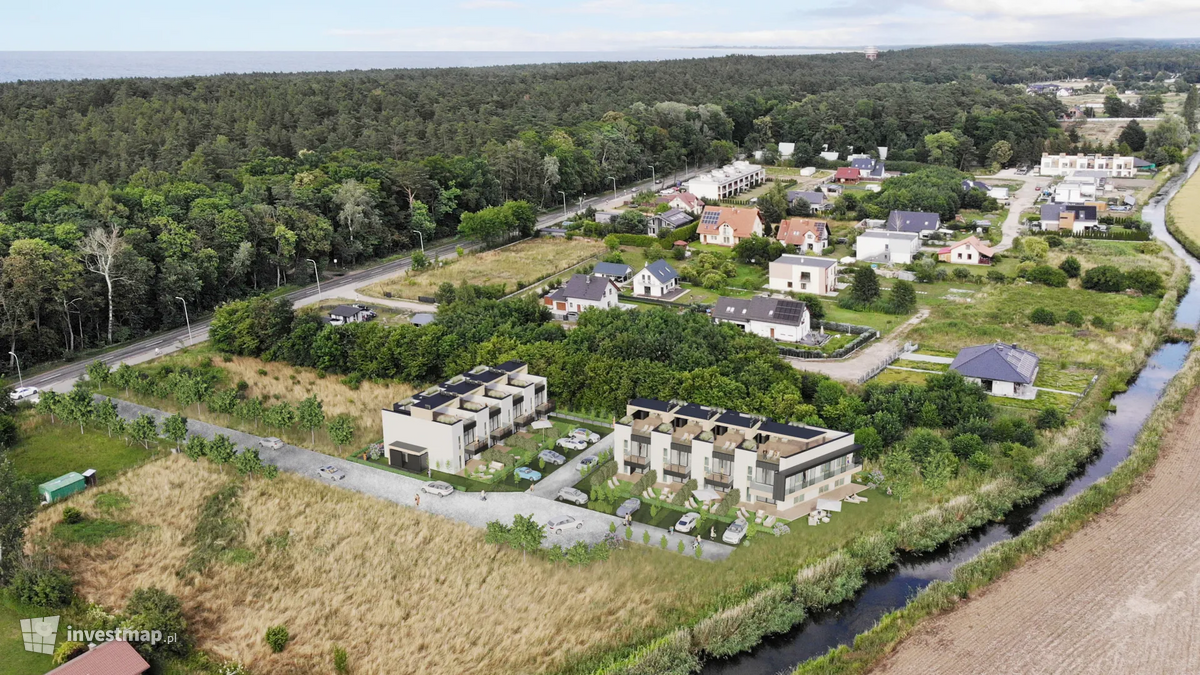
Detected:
[
  {"left": 716, "top": 410, "right": 759, "bottom": 429},
  {"left": 630, "top": 397, "right": 674, "bottom": 413},
  {"left": 494, "top": 360, "right": 526, "bottom": 373},
  {"left": 675, "top": 403, "right": 719, "bottom": 420},
  {"left": 758, "top": 419, "right": 825, "bottom": 440}
]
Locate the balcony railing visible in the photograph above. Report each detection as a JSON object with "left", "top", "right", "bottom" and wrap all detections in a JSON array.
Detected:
[
  {"left": 490, "top": 426, "right": 513, "bottom": 441},
  {"left": 536, "top": 401, "right": 555, "bottom": 414},
  {"left": 514, "top": 412, "right": 535, "bottom": 426},
  {"left": 663, "top": 463, "right": 691, "bottom": 477},
  {"left": 705, "top": 472, "right": 732, "bottom": 487},
  {"left": 464, "top": 438, "right": 487, "bottom": 455}
]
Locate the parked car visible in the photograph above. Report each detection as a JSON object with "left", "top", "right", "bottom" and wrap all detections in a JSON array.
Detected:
[
  {"left": 317, "top": 465, "right": 346, "bottom": 481},
  {"left": 515, "top": 466, "right": 542, "bottom": 482},
  {"left": 569, "top": 428, "right": 600, "bottom": 443},
  {"left": 556, "top": 437, "right": 587, "bottom": 451},
  {"left": 538, "top": 449, "right": 566, "bottom": 465},
  {"left": 9, "top": 386, "right": 38, "bottom": 402},
  {"left": 353, "top": 304, "right": 369, "bottom": 310},
  {"left": 259, "top": 437, "right": 284, "bottom": 450},
  {"left": 577, "top": 456, "right": 599, "bottom": 473},
  {"left": 674, "top": 512, "right": 699, "bottom": 533},
  {"left": 422, "top": 480, "right": 454, "bottom": 497},
  {"left": 556, "top": 487, "right": 589, "bottom": 505},
  {"left": 616, "top": 498, "right": 641, "bottom": 518},
  {"left": 547, "top": 515, "right": 583, "bottom": 534},
  {"left": 722, "top": 520, "right": 748, "bottom": 545}
]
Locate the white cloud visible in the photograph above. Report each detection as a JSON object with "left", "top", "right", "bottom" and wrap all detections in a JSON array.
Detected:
[
  {"left": 554, "top": 0, "right": 691, "bottom": 16},
  {"left": 459, "top": 0, "right": 526, "bottom": 8}
]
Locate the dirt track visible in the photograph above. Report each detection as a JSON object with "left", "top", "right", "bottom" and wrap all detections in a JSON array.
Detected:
[{"left": 875, "top": 389, "right": 1200, "bottom": 675}]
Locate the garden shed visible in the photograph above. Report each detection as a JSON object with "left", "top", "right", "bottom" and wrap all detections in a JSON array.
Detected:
[{"left": 39, "top": 472, "right": 87, "bottom": 504}]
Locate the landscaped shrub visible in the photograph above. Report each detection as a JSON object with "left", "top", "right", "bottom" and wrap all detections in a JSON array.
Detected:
[
  {"left": 1029, "top": 307, "right": 1057, "bottom": 325},
  {"left": 265, "top": 625, "right": 290, "bottom": 653},
  {"left": 8, "top": 563, "right": 74, "bottom": 607},
  {"left": 1081, "top": 264, "right": 1126, "bottom": 292},
  {"left": 1125, "top": 268, "right": 1164, "bottom": 295},
  {"left": 1058, "top": 255, "right": 1081, "bottom": 278},
  {"left": 1064, "top": 309, "right": 1085, "bottom": 327},
  {"left": 61, "top": 507, "right": 84, "bottom": 525},
  {"left": 1026, "top": 265, "right": 1068, "bottom": 287}
]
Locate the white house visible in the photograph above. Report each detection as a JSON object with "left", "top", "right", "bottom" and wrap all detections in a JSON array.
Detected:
[
  {"left": 854, "top": 230, "right": 921, "bottom": 265},
  {"left": 768, "top": 254, "right": 839, "bottom": 296},
  {"left": 631, "top": 259, "right": 680, "bottom": 298},
  {"left": 776, "top": 218, "right": 831, "bottom": 253},
  {"left": 543, "top": 274, "right": 619, "bottom": 318},
  {"left": 950, "top": 342, "right": 1040, "bottom": 400},
  {"left": 987, "top": 186, "right": 1010, "bottom": 202},
  {"left": 382, "top": 360, "right": 550, "bottom": 473},
  {"left": 685, "top": 161, "right": 766, "bottom": 200},
  {"left": 938, "top": 236, "right": 995, "bottom": 265},
  {"left": 714, "top": 295, "right": 810, "bottom": 343},
  {"left": 329, "top": 305, "right": 370, "bottom": 325},
  {"left": 1040, "top": 153, "right": 1135, "bottom": 178}
]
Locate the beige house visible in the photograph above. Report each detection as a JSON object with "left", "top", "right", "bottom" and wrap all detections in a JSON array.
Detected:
[
  {"left": 937, "top": 236, "right": 994, "bottom": 265},
  {"left": 613, "top": 399, "right": 863, "bottom": 520},
  {"left": 381, "top": 361, "right": 550, "bottom": 473},
  {"left": 697, "top": 206, "right": 764, "bottom": 247},
  {"left": 776, "top": 218, "right": 831, "bottom": 253},
  {"left": 768, "top": 254, "right": 839, "bottom": 295}
]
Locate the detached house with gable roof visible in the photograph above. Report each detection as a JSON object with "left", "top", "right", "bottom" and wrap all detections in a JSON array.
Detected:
[
  {"left": 697, "top": 206, "right": 764, "bottom": 247},
  {"left": 950, "top": 342, "right": 1040, "bottom": 400},
  {"left": 543, "top": 274, "right": 619, "bottom": 319},
  {"left": 884, "top": 210, "right": 941, "bottom": 237},
  {"left": 938, "top": 235, "right": 994, "bottom": 265},
  {"left": 714, "top": 295, "right": 811, "bottom": 343},
  {"left": 632, "top": 259, "right": 680, "bottom": 298},
  {"left": 776, "top": 218, "right": 831, "bottom": 253}
]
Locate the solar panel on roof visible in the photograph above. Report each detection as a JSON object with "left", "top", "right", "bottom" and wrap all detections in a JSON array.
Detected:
[
  {"left": 701, "top": 211, "right": 720, "bottom": 224},
  {"left": 773, "top": 301, "right": 805, "bottom": 323}
]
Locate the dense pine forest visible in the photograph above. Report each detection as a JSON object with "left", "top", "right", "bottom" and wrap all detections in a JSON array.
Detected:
[{"left": 0, "top": 44, "right": 1197, "bottom": 371}]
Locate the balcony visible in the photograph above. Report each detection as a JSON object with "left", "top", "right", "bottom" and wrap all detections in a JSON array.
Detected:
[
  {"left": 624, "top": 455, "right": 650, "bottom": 470},
  {"left": 465, "top": 438, "right": 487, "bottom": 455},
  {"left": 536, "top": 401, "right": 555, "bottom": 415},
  {"left": 705, "top": 472, "right": 733, "bottom": 488},
  {"left": 515, "top": 411, "right": 535, "bottom": 426},
  {"left": 490, "top": 426, "right": 513, "bottom": 442},
  {"left": 663, "top": 463, "right": 691, "bottom": 478}
]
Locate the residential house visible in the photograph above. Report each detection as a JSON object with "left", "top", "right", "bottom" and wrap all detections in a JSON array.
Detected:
[
  {"left": 382, "top": 360, "right": 550, "bottom": 473},
  {"left": 776, "top": 218, "right": 831, "bottom": 253},
  {"left": 768, "top": 254, "right": 839, "bottom": 295},
  {"left": 854, "top": 230, "right": 921, "bottom": 264},
  {"left": 592, "top": 261, "right": 633, "bottom": 283},
  {"left": 1027, "top": 83, "right": 1060, "bottom": 94},
  {"left": 649, "top": 208, "right": 694, "bottom": 236},
  {"left": 1134, "top": 157, "right": 1158, "bottom": 172},
  {"left": 697, "top": 206, "right": 764, "bottom": 246},
  {"left": 613, "top": 399, "right": 863, "bottom": 518},
  {"left": 850, "top": 157, "right": 887, "bottom": 180},
  {"left": 778, "top": 142, "right": 796, "bottom": 159},
  {"left": 833, "top": 167, "right": 861, "bottom": 184},
  {"left": 962, "top": 179, "right": 990, "bottom": 192},
  {"left": 786, "top": 190, "right": 830, "bottom": 212},
  {"left": 714, "top": 295, "right": 811, "bottom": 342},
  {"left": 950, "top": 342, "right": 1040, "bottom": 400},
  {"left": 1040, "top": 153, "right": 1135, "bottom": 178},
  {"left": 685, "top": 161, "right": 766, "bottom": 200},
  {"left": 938, "top": 236, "right": 994, "bottom": 265},
  {"left": 329, "top": 305, "right": 370, "bottom": 325},
  {"left": 1040, "top": 203, "right": 1099, "bottom": 234},
  {"left": 884, "top": 210, "right": 941, "bottom": 237},
  {"left": 45, "top": 636, "right": 150, "bottom": 675},
  {"left": 664, "top": 192, "right": 704, "bottom": 215},
  {"left": 543, "top": 274, "right": 620, "bottom": 317},
  {"left": 631, "top": 259, "right": 680, "bottom": 298}
]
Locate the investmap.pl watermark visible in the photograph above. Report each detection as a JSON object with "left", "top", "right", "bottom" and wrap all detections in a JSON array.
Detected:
[{"left": 21, "top": 615, "right": 178, "bottom": 654}]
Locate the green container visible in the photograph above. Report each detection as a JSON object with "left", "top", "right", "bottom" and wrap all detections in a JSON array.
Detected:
[{"left": 39, "top": 472, "right": 86, "bottom": 504}]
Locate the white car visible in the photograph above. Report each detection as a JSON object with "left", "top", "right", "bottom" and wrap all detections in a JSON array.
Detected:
[
  {"left": 674, "top": 512, "right": 699, "bottom": 533},
  {"left": 556, "top": 437, "right": 587, "bottom": 452},
  {"left": 422, "top": 481, "right": 455, "bottom": 497},
  {"left": 317, "top": 465, "right": 346, "bottom": 481},
  {"left": 556, "top": 487, "right": 589, "bottom": 505},
  {"left": 547, "top": 515, "right": 583, "bottom": 534},
  {"left": 722, "top": 520, "right": 749, "bottom": 545},
  {"left": 577, "top": 456, "right": 599, "bottom": 473},
  {"left": 259, "top": 437, "right": 284, "bottom": 450},
  {"left": 9, "top": 386, "right": 38, "bottom": 402},
  {"left": 569, "top": 428, "right": 600, "bottom": 443}
]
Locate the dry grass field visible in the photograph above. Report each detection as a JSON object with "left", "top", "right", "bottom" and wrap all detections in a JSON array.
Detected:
[
  {"left": 31, "top": 456, "right": 684, "bottom": 675},
  {"left": 1170, "top": 165, "right": 1200, "bottom": 243},
  {"left": 362, "top": 237, "right": 605, "bottom": 300},
  {"left": 875, "top": 384, "right": 1200, "bottom": 675}
]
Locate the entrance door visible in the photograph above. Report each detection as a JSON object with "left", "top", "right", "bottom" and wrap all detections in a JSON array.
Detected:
[
  {"left": 769, "top": 328, "right": 775, "bottom": 339},
  {"left": 644, "top": 286, "right": 651, "bottom": 295}
]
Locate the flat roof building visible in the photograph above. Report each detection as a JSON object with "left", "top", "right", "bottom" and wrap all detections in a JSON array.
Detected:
[{"left": 685, "top": 161, "right": 766, "bottom": 200}]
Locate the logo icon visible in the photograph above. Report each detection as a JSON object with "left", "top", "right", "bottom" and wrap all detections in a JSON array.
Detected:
[{"left": 21, "top": 616, "right": 59, "bottom": 654}]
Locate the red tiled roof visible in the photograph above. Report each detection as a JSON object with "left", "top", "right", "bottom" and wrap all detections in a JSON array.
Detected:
[
  {"left": 776, "top": 218, "right": 830, "bottom": 246},
  {"left": 697, "top": 206, "right": 762, "bottom": 238},
  {"left": 944, "top": 235, "right": 995, "bottom": 257},
  {"left": 48, "top": 641, "right": 150, "bottom": 675},
  {"left": 834, "top": 167, "right": 860, "bottom": 180}
]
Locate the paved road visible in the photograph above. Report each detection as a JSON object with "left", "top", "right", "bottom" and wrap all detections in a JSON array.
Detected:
[
  {"left": 975, "top": 169, "right": 1039, "bottom": 253},
  {"left": 104, "top": 396, "right": 733, "bottom": 560},
  {"left": 529, "top": 433, "right": 613, "bottom": 499}
]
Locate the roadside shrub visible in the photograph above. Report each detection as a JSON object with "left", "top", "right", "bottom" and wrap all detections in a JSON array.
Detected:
[
  {"left": 1091, "top": 315, "right": 1113, "bottom": 330},
  {"left": 1036, "top": 407, "right": 1067, "bottom": 430},
  {"left": 1026, "top": 265, "right": 1068, "bottom": 288},
  {"left": 1125, "top": 268, "right": 1164, "bottom": 296},
  {"left": 1058, "top": 256, "right": 1081, "bottom": 278},
  {"left": 1064, "top": 309, "right": 1085, "bottom": 327},
  {"left": 1029, "top": 307, "right": 1057, "bottom": 325},
  {"left": 986, "top": 269, "right": 1007, "bottom": 283},
  {"left": 8, "top": 564, "right": 75, "bottom": 607},
  {"left": 61, "top": 506, "right": 84, "bottom": 525},
  {"left": 265, "top": 625, "right": 290, "bottom": 653},
  {"left": 1081, "top": 264, "right": 1125, "bottom": 292}
]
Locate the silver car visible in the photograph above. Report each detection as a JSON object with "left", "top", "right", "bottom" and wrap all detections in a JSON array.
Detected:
[
  {"left": 722, "top": 520, "right": 748, "bottom": 545},
  {"left": 570, "top": 428, "right": 600, "bottom": 443},
  {"left": 547, "top": 515, "right": 582, "bottom": 534},
  {"left": 577, "top": 456, "right": 599, "bottom": 473},
  {"left": 317, "top": 465, "right": 346, "bottom": 481},
  {"left": 9, "top": 386, "right": 38, "bottom": 402},
  {"left": 259, "top": 437, "right": 284, "bottom": 450},
  {"left": 538, "top": 449, "right": 567, "bottom": 465},
  {"left": 422, "top": 481, "right": 455, "bottom": 497},
  {"left": 616, "top": 498, "right": 641, "bottom": 518},
  {"left": 556, "top": 487, "right": 589, "bottom": 505}
]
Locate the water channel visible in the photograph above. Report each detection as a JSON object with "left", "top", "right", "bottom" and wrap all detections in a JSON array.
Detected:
[{"left": 702, "top": 151, "right": 1200, "bottom": 675}]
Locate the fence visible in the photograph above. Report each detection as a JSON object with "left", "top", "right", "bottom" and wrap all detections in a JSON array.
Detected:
[
  {"left": 854, "top": 341, "right": 917, "bottom": 384},
  {"left": 1028, "top": 228, "right": 1150, "bottom": 241},
  {"left": 779, "top": 321, "right": 879, "bottom": 360}
]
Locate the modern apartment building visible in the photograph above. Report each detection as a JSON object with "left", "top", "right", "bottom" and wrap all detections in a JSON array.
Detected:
[
  {"left": 1039, "top": 153, "right": 1135, "bottom": 178},
  {"left": 614, "top": 398, "right": 862, "bottom": 519},
  {"left": 381, "top": 360, "right": 550, "bottom": 474},
  {"left": 685, "top": 161, "right": 766, "bottom": 200}
]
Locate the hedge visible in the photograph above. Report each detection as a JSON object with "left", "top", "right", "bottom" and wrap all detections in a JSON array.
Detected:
[
  {"left": 613, "top": 234, "right": 666, "bottom": 248},
  {"left": 659, "top": 222, "right": 699, "bottom": 243}
]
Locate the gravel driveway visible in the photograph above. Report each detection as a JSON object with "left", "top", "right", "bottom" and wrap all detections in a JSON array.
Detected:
[{"left": 104, "top": 396, "right": 733, "bottom": 560}]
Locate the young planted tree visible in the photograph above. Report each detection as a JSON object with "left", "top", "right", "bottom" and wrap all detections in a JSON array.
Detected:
[
  {"left": 509, "top": 514, "right": 546, "bottom": 562},
  {"left": 264, "top": 401, "right": 296, "bottom": 432},
  {"left": 163, "top": 413, "right": 189, "bottom": 449},
  {"left": 94, "top": 398, "right": 120, "bottom": 437},
  {"left": 111, "top": 364, "right": 136, "bottom": 396},
  {"left": 296, "top": 395, "right": 325, "bottom": 445},
  {"left": 236, "top": 397, "right": 264, "bottom": 430},
  {"left": 174, "top": 376, "right": 210, "bottom": 416},
  {"left": 36, "top": 390, "right": 61, "bottom": 423},
  {"left": 184, "top": 435, "right": 209, "bottom": 461},
  {"left": 206, "top": 389, "right": 239, "bottom": 423},
  {"left": 86, "top": 360, "right": 111, "bottom": 386},
  {"left": 327, "top": 414, "right": 355, "bottom": 453},
  {"left": 208, "top": 434, "right": 236, "bottom": 464},
  {"left": 60, "top": 385, "right": 95, "bottom": 434},
  {"left": 129, "top": 414, "right": 159, "bottom": 450}
]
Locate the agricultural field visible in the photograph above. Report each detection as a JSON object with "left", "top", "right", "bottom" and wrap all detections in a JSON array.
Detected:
[
  {"left": 96, "top": 345, "right": 413, "bottom": 456},
  {"left": 1169, "top": 166, "right": 1200, "bottom": 246},
  {"left": 362, "top": 237, "right": 605, "bottom": 300},
  {"left": 874, "top": 386, "right": 1200, "bottom": 675}
]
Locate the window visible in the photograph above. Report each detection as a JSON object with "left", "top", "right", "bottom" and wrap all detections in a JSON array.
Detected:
[
  {"left": 792, "top": 493, "right": 805, "bottom": 504},
  {"left": 623, "top": 440, "right": 628, "bottom": 452},
  {"left": 819, "top": 484, "right": 830, "bottom": 494},
  {"left": 787, "top": 281, "right": 793, "bottom": 289},
  {"left": 753, "top": 466, "right": 775, "bottom": 486},
  {"left": 703, "top": 457, "right": 710, "bottom": 471}
]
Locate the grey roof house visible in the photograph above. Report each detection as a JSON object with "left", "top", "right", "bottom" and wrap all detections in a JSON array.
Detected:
[
  {"left": 786, "top": 190, "right": 828, "bottom": 210},
  {"left": 592, "top": 261, "right": 633, "bottom": 282},
  {"left": 962, "top": 179, "right": 990, "bottom": 192},
  {"left": 713, "top": 295, "right": 811, "bottom": 342},
  {"left": 631, "top": 259, "right": 680, "bottom": 298},
  {"left": 950, "top": 342, "right": 1040, "bottom": 400},
  {"left": 649, "top": 208, "right": 694, "bottom": 235},
  {"left": 644, "top": 259, "right": 678, "bottom": 284},
  {"left": 884, "top": 210, "right": 941, "bottom": 235}
]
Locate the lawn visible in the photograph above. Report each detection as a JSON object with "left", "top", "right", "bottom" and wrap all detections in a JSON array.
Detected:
[
  {"left": 98, "top": 344, "right": 412, "bottom": 457},
  {"left": 874, "top": 368, "right": 932, "bottom": 386},
  {"left": 362, "top": 237, "right": 605, "bottom": 300},
  {"left": 822, "top": 305, "right": 910, "bottom": 335},
  {"left": 8, "top": 413, "right": 162, "bottom": 486},
  {"left": 893, "top": 359, "right": 947, "bottom": 372},
  {"left": 0, "top": 593, "right": 56, "bottom": 675},
  {"left": 993, "top": 389, "right": 1079, "bottom": 413},
  {"left": 1035, "top": 364, "right": 1097, "bottom": 393}
]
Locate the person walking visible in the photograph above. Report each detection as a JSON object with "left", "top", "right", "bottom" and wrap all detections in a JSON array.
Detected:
[
  {"left": 414, "top": 493, "right": 421, "bottom": 508},
  {"left": 710, "top": 526, "right": 716, "bottom": 540},
  {"left": 480, "top": 489, "right": 487, "bottom": 502}
]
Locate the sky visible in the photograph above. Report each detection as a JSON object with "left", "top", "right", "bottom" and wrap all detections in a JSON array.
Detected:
[{"left": 2, "top": 0, "right": 1199, "bottom": 51}]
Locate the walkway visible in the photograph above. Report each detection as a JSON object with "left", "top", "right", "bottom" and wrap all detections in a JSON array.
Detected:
[
  {"left": 900, "top": 353, "right": 954, "bottom": 365},
  {"left": 975, "top": 170, "right": 1040, "bottom": 253},
  {"left": 103, "top": 396, "right": 733, "bottom": 561},
  {"left": 789, "top": 309, "right": 929, "bottom": 383}
]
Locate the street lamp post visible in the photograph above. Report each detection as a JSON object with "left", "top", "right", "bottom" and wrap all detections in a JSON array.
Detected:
[
  {"left": 411, "top": 230, "right": 424, "bottom": 254},
  {"left": 175, "top": 297, "right": 193, "bottom": 346},
  {"left": 558, "top": 190, "right": 567, "bottom": 217},
  {"left": 8, "top": 351, "right": 21, "bottom": 387},
  {"left": 306, "top": 259, "right": 321, "bottom": 295}
]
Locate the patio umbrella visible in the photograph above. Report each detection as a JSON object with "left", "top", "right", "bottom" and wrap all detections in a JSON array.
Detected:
[{"left": 531, "top": 419, "right": 553, "bottom": 443}]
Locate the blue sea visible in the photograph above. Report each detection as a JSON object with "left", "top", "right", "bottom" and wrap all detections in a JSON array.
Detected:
[{"left": 0, "top": 49, "right": 834, "bottom": 82}]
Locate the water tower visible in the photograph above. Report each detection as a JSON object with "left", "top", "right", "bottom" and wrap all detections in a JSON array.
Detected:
[{"left": 865, "top": 46, "right": 878, "bottom": 61}]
